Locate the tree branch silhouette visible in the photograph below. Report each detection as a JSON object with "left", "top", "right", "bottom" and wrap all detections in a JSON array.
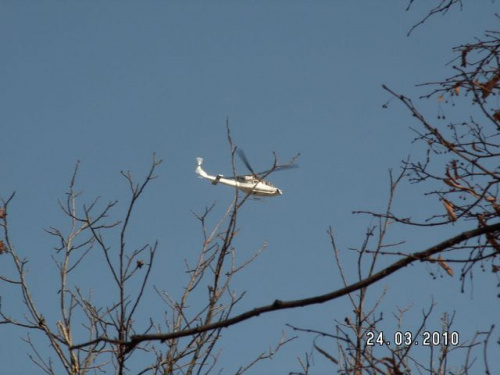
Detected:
[{"left": 70, "top": 221, "right": 500, "bottom": 352}]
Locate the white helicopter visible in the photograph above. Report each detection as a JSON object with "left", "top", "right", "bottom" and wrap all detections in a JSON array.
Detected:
[{"left": 195, "top": 149, "right": 298, "bottom": 197}]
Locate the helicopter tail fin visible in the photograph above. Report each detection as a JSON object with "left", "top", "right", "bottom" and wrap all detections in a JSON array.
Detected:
[{"left": 195, "top": 157, "right": 208, "bottom": 178}]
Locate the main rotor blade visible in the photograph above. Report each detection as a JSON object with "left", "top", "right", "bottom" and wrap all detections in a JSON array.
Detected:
[
  {"left": 237, "top": 149, "right": 257, "bottom": 176},
  {"left": 255, "top": 163, "right": 299, "bottom": 176}
]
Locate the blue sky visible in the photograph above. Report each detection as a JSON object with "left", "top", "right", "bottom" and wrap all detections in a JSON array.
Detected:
[{"left": 1, "top": 1, "right": 499, "bottom": 374}]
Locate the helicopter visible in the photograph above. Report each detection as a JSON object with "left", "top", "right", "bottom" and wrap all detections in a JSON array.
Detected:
[{"left": 195, "top": 149, "right": 298, "bottom": 197}]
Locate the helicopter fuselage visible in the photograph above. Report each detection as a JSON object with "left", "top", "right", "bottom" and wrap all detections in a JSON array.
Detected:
[{"left": 195, "top": 158, "right": 282, "bottom": 196}]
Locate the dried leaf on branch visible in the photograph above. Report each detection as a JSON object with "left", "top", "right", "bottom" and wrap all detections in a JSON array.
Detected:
[
  {"left": 442, "top": 198, "right": 457, "bottom": 221},
  {"left": 437, "top": 255, "right": 454, "bottom": 277}
]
